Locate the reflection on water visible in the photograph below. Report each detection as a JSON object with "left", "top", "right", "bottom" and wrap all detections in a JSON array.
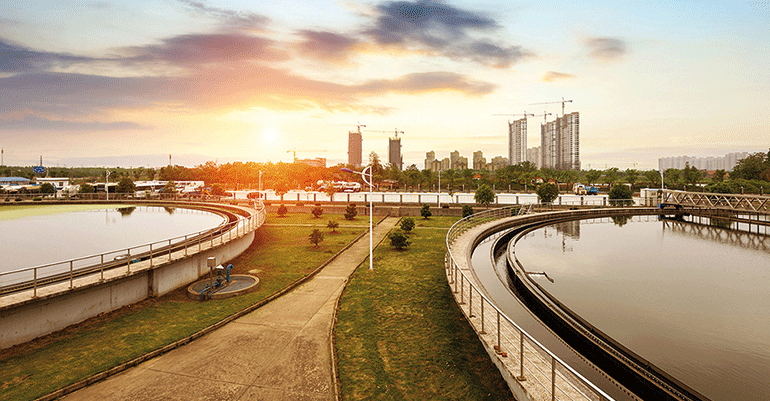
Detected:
[
  {"left": 513, "top": 216, "right": 770, "bottom": 401},
  {"left": 0, "top": 206, "right": 224, "bottom": 271}
]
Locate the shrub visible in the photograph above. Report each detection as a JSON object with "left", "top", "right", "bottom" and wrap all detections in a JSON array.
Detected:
[
  {"left": 474, "top": 184, "right": 495, "bottom": 207},
  {"left": 608, "top": 185, "right": 634, "bottom": 206},
  {"left": 389, "top": 231, "right": 411, "bottom": 250},
  {"left": 309, "top": 229, "right": 324, "bottom": 248},
  {"left": 277, "top": 204, "right": 288, "bottom": 217},
  {"left": 462, "top": 205, "right": 474, "bottom": 218},
  {"left": 536, "top": 182, "right": 559, "bottom": 203},
  {"left": 399, "top": 217, "right": 415, "bottom": 232},
  {"left": 296, "top": 202, "right": 304, "bottom": 207},
  {"left": 344, "top": 203, "right": 357, "bottom": 220},
  {"left": 420, "top": 204, "right": 432, "bottom": 219},
  {"left": 327, "top": 219, "right": 339, "bottom": 232},
  {"left": 311, "top": 205, "right": 323, "bottom": 218}
]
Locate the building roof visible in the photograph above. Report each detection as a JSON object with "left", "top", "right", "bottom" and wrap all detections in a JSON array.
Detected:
[{"left": 0, "top": 177, "right": 31, "bottom": 183}]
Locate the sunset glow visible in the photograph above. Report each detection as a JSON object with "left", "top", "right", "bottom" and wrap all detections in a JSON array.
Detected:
[{"left": 0, "top": 1, "right": 767, "bottom": 169}]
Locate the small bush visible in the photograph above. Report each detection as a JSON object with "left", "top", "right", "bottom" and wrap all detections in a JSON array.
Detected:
[
  {"left": 389, "top": 231, "right": 411, "bottom": 250},
  {"left": 327, "top": 219, "right": 339, "bottom": 232},
  {"left": 400, "top": 217, "right": 415, "bottom": 232},
  {"left": 420, "top": 204, "right": 432, "bottom": 219},
  {"left": 277, "top": 204, "right": 288, "bottom": 217},
  {"left": 462, "top": 205, "right": 474, "bottom": 217},
  {"left": 311, "top": 205, "right": 323, "bottom": 218},
  {"left": 344, "top": 203, "right": 357, "bottom": 220},
  {"left": 296, "top": 202, "right": 304, "bottom": 207},
  {"left": 309, "top": 228, "right": 324, "bottom": 248}
]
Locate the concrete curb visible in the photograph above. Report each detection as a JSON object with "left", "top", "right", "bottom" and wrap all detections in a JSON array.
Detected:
[{"left": 35, "top": 215, "right": 388, "bottom": 401}]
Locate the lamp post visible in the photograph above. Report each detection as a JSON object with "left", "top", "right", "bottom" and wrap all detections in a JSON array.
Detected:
[
  {"left": 438, "top": 169, "right": 441, "bottom": 208},
  {"left": 342, "top": 166, "right": 374, "bottom": 270},
  {"left": 105, "top": 169, "right": 112, "bottom": 201}
]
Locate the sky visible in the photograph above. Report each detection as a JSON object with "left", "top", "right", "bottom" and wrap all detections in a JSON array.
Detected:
[{"left": 1, "top": 0, "right": 768, "bottom": 170}]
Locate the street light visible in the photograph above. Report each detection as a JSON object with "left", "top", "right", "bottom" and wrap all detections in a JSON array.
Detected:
[{"left": 341, "top": 166, "right": 374, "bottom": 270}]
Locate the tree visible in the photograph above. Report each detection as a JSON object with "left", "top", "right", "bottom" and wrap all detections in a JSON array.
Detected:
[
  {"left": 311, "top": 205, "right": 323, "bottom": 218},
  {"left": 116, "top": 177, "right": 136, "bottom": 194},
  {"left": 536, "top": 182, "right": 559, "bottom": 203},
  {"left": 644, "top": 170, "right": 662, "bottom": 188},
  {"left": 399, "top": 217, "right": 415, "bottom": 233},
  {"left": 78, "top": 183, "right": 96, "bottom": 194},
  {"left": 162, "top": 180, "right": 177, "bottom": 196},
  {"left": 39, "top": 183, "right": 56, "bottom": 195},
  {"left": 327, "top": 219, "right": 339, "bottom": 233},
  {"left": 462, "top": 205, "right": 474, "bottom": 218},
  {"left": 625, "top": 169, "right": 639, "bottom": 189},
  {"left": 603, "top": 167, "right": 620, "bottom": 187},
  {"left": 608, "top": 184, "right": 634, "bottom": 206},
  {"left": 277, "top": 204, "right": 288, "bottom": 217},
  {"left": 713, "top": 169, "right": 727, "bottom": 182},
  {"left": 210, "top": 184, "right": 226, "bottom": 196},
  {"left": 682, "top": 162, "right": 701, "bottom": 187},
  {"left": 388, "top": 231, "right": 411, "bottom": 250},
  {"left": 309, "top": 229, "right": 324, "bottom": 248},
  {"left": 344, "top": 203, "right": 357, "bottom": 220},
  {"left": 474, "top": 184, "right": 495, "bottom": 208},
  {"left": 584, "top": 169, "right": 601, "bottom": 185},
  {"left": 420, "top": 204, "right": 432, "bottom": 219}
]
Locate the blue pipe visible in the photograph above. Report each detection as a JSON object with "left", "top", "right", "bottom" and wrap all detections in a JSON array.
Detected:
[{"left": 226, "top": 264, "right": 233, "bottom": 283}]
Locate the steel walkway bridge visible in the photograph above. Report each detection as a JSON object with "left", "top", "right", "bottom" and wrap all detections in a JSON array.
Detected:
[{"left": 661, "top": 189, "right": 770, "bottom": 213}]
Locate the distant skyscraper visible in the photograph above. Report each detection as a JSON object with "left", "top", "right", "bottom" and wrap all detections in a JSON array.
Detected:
[
  {"left": 348, "top": 129, "right": 363, "bottom": 167},
  {"left": 508, "top": 118, "right": 527, "bottom": 165},
  {"left": 541, "top": 112, "right": 580, "bottom": 170},
  {"left": 389, "top": 137, "right": 402, "bottom": 170},
  {"left": 425, "top": 151, "right": 436, "bottom": 170}
]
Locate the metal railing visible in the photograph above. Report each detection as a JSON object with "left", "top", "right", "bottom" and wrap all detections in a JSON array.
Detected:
[
  {"left": 661, "top": 189, "right": 770, "bottom": 213},
  {"left": 0, "top": 201, "right": 266, "bottom": 297},
  {"left": 445, "top": 205, "right": 615, "bottom": 401}
]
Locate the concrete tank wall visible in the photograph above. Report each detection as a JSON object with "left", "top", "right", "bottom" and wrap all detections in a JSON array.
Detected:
[{"left": 0, "top": 231, "right": 254, "bottom": 349}]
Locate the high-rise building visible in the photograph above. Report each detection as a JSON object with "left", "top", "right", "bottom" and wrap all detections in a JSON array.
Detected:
[
  {"left": 425, "top": 151, "right": 436, "bottom": 170},
  {"left": 348, "top": 129, "right": 362, "bottom": 167},
  {"left": 541, "top": 112, "right": 580, "bottom": 170},
  {"left": 389, "top": 137, "right": 402, "bottom": 170},
  {"left": 472, "top": 151, "right": 486, "bottom": 170},
  {"left": 508, "top": 118, "right": 527, "bottom": 165},
  {"left": 526, "top": 146, "right": 541, "bottom": 168},
  {"left": 658, "top": 152, "right": 751, "bottom": 171}
]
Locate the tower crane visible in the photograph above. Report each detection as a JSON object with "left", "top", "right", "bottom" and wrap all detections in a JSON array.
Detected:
[
  {"left": 532, "top": 111, "right": 553, "bottom": 124},
  {"left": 493, "top": 111, "right": 534, "bottom": 123},
  {"left": 529, "top": 97, "right": 573, "bottom": 116},
  {"left": 393, "top": 129, "right": 404, "bottom": 138}
]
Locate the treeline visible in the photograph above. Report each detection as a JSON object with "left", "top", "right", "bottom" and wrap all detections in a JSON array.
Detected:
[{"left": 3, "top": 150, "right": 768, "bottom": 194}]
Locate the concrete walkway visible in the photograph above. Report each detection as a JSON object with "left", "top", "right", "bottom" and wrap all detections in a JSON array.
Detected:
[{"left": 62, "top": 216, "right": 400, "bottom": 401}]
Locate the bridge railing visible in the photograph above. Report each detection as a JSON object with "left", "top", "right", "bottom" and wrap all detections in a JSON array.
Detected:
[
  {"left": 661, "top": 189, "right": 770, "bottom": 213},
  {"left": 0, "top": 201, "right": 266, "bottom": 297},
  {"left": 445, "top": 206, "right": 614, "bottom": 401}
]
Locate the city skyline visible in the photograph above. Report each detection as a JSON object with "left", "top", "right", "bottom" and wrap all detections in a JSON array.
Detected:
[{"left": 1, "top": 1, "right": 768, "bottom": 170}]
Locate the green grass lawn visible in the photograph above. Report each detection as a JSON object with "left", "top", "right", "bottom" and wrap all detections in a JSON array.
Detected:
[
  {"left": 335, "top": 216, "right": 514, "bottom": 400},
  {"left": 0, "top": 215, "right": 367, "bottom": 401}
]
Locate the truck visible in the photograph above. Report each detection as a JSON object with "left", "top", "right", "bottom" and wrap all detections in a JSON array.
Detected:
[{"left": 573, "top": 183, "right": 598, "bottom": 195}]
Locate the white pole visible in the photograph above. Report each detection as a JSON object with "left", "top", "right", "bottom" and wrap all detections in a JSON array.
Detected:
[
  {"left": 438, "top": 170, "right": 441, "bottom": 208},
  {"left": 366, "top": 166, "right": 373, "bottom": 270}
]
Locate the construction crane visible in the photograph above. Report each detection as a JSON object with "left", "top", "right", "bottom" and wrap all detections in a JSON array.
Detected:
[
  {"left": 393, "top": 129, "right": 404, "bottom": 138},
  {"left": 493, "top": 111, "right": 534, "bottom": 123},
  {"left": 532, "top": 111, "right": 553, "bottom": 125},
  {"left": 529, "top": 97, "right": 573, "bottom": 116},
  {"left": 287, "top": 148, "right": 327, "bottom": 162}
]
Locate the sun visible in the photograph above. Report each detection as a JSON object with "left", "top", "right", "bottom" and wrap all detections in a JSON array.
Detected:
[{"left": 262, "top": 128, "right": 280, "bottom": 144}]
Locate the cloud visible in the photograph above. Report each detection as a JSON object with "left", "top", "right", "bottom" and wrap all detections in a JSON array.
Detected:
[
  {"left": 584, "top": 37, "right": 627, "bottom": 61},
  {"left": 0, "top": 66, "right": 495, "bottom": 116},
  {"left": 356, "top": 71, "right": 495, "bottom": 96},
  {"left": 542, "top": 71, "right": 575, "bottom": 82},
  {"left": 296, "top": 30, "right": 361, "bottom": 62},
  {"left": 176, "top": 0, "right": 269, "bottom": 29},
  {"left": 363, "top": 0, "right": 530, "bottom": 67},
  {"left": 119, "top": 33, "right": 288, "bottom": 66},
  {"left": 0, "top": 115, "right": 151, "bottom": 131},
  {"left": 0, "top": 39, "right": 95, "bottom": 73}
]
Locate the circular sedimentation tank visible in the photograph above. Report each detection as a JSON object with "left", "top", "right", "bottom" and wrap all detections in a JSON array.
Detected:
[{"left": 187, "top": 274, "right": 259, "bottom": 300}]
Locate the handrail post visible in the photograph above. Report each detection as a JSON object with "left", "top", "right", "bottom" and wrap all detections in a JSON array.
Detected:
[
  {"left": 551, "top": 356, "right": 557, "bottom": 401},
  {"left": 127, "top": 249, "right": 131, "bottom": 273},
  {"left": 459, "top": 273, "right": 464, "bottom": 304},
  {"left": 496, "top": 310, "right": 501, "bottom": 352},
  {"left": 519, "top": 329, "right": 525, "bottom": 380},
  {"left": 168, "top": 239, "right": 172, "bottom": 261},
  {"left": 184, "top": 235, "right": 188, "bottom": 256},
  {"left": 480, "top": 298, "right": 485, "bottom": 333},
  {"left": 150, "top": 243, "right": 153, "bottom": 267},
  {"left": 69, "top": 260, "right": 74, "bottom": 289},
  {"left": 468, "top": 285, "right": 473, "bottom": 317},
  {"left": 33, "top": 268, "right": 38, "bottom": 297},
  {"left": 100, "top": 254, "right": 104, "bottom": 281}
]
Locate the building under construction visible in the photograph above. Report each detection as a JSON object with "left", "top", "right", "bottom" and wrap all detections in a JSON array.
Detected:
[
  {"left": 508, "top": 117, "right": 527, "bottom": 165},
  {"left": 348, "top": 127, "right": 363, "bottom": 167},
  {"left": 540, "top": 112, "right": 580, "bottom": 171}
]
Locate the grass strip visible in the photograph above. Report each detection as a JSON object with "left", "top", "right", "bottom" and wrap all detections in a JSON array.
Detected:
[
  {"left": 335, "top": 216, "right": 514, "bottom": 400},
  {"left": 0, "top": 213, "right": 366, "bottom": 401}
]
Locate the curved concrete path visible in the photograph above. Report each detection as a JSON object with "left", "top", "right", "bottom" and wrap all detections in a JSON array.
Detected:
[{"left": 62, "top": 216, "right": 400, "bottom": 401}]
